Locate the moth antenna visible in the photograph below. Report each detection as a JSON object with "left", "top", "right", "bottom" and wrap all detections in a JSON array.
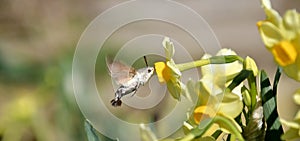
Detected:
[{"left": 143, "top": 56, "right": 149, "bottom": 67}]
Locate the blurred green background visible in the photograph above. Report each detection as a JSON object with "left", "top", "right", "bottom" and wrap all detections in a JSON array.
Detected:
[
  {"left": 0, "top": 0, "right": 299, "bottom": 141},
  {"left": 0, "top": 0, "right": 101, "bottom": 140}
]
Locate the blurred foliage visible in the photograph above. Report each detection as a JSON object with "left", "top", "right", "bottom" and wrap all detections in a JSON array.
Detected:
[
  {"left": 0, "top": 47, "right": 88, "bottom": 141},
  {"left": 0, "top": 0, "right": 103, "bottom": 140}
]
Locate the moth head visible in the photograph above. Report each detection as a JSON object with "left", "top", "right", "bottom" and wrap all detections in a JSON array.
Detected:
[
  {"left": 146, "top": 67, "right": 154, "bottom": 75},
  {"left": 137, "top": 66, "right": 154, "bottom": 82}
]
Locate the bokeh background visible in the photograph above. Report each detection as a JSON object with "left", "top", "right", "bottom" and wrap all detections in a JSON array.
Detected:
[{"left": 0, "top": 0, "right": 299, "bottom": 140}]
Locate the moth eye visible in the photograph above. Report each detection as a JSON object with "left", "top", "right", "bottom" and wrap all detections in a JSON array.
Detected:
[{"left": 148, "top": 69, "right": 152, "bottom": 73}]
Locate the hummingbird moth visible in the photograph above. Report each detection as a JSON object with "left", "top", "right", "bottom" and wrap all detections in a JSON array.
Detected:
[{"left": 106, "top": 56, "right": 154, "bottom": 107}]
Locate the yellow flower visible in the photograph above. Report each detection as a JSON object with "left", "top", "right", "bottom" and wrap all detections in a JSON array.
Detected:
[
  {"left": 257, "top": 0, "right": 300, "bottom": 81},
  {"left": 192, "top": 49, "right": 244, "bottom": 138},
  {"left": 193, "top": 92, "right": 243, "bottom": 139},
  {"left": 155, "top": 37, "right": 182, "bottom": 100},
  {"left": 193, "top": 92, "right": 243, "bottom": 125},
  {"left": 200, "top": 48, "right": 243, "bottom": 98}
]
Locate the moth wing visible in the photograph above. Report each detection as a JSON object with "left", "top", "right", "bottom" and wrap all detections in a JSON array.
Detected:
[{"left": 106, "top": 58, "right": 136, "bottom": 85}]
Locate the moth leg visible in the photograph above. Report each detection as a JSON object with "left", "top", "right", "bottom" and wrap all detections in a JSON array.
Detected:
[
  {"left": 111, "top": 87, "right": 125, "bottom": 107},
  {"left": 130, "top": 82, "right": 141, "bottom": 97},
  {"left": 130, "top": 89, "right": 138, "bottom": 97},
  {"left": 111, "top": 97, "right": 122, "bottom": 107}
]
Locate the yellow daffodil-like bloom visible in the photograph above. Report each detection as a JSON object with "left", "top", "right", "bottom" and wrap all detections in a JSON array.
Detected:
[
  {"left": 192, "top": 49, "right": 244, "bottom": 138},
  {"left": 193, "top": 92, "right": 243, "bottom": 138},
  {"left": 155, "top": 37, "right": 182, "bottom": 100},
  {"left": 193, "top": 92, "right": 243, "bottom": 124},
  {"left": 257, "top": 0, "right": 300, "bottom": 81},
  {"left": 200, "top": 48, "right": 243, "bottom": 98},
  {"left": 195, "top": 49, "right": 244, "bottom": 123}
]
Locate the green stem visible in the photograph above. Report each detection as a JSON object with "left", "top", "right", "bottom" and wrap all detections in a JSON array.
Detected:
[
  {"left": 176, "top": 59, "right": 210, "bottom": 72},
  {"left": 176, "top": 55, "right": 244, "bottom": 72},
  {"left": 178, "top": 119, "right": 214, "bottom": 141},
  {"left": 213, "top": 116, "right": 245, "bottom": 141},
  {"left": 247, "top": 73, "right": 257, "bottom": 112}
]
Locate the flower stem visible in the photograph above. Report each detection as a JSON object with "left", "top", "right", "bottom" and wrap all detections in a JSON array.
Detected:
[
  {"left": 213, "top": 116, "right": 245, "bottom": 141},
  {"left": 176, "top": 55, "right": 244, "bottom": 72},
  {"left": 178, "top": 119, "right": 214, "bottom": 141},
  {"left": 247, "top": 73, "right": 258, "bottom": 112},
  {"left": 176, "top": 59, "right": 210, "bottom": 72}
]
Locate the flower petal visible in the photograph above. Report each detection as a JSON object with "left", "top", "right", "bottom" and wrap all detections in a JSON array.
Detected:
[
  {"left": 283, "top": 10, "right": 300, "bottom": 32},
  {"left": 280, "top": 119, "right": 300, "bottom": 129},
  {"left": 271, "top": 40, "right": 297, "bottom": 66},
  {"left": 281, "top": 127, "right": 300, "bottom": 140},
  {"left": 154, "top": 62, "right": 170, "bottom": 83},
  {"left": 162, "top": 37, "right": 175, "bottom": 60},
  {"left": 167, "top": 79, "right": 182, "bottom": 100},
  {"left": 166, "top": 61, "right": 181, "bottom": 76},
  {"left": 194, "top": 106, "right": 216, "bottom": 124},
  {"left": 293, "top": 89, "right": 300, "bottom": 105},
  {"left": 261, "top": 0, "right": 271, "bottom": 9},
  {"left": 257, "top": 21, "right": 283, "bottom": 48},
  {"left": 261, "top": 0, "right": 282, "bottom": 27},
  {"left": 217, "top": 92, "right": 243, "bottom": 118}
]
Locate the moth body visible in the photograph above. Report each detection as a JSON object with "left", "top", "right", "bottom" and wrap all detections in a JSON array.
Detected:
[{"left": 107, "top": 57, "right": 154, "bottom": 107}]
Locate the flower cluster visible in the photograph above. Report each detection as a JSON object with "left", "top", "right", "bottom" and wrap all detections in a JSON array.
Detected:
[
  {"left": 257, "top": 0, "right": 300, "bottom": 140},
  {"left": 99, "top": 0, "right": 300, "bottom": 140},
  {"left": 155, "top": 37, "right": 182, "bottom": 100},
  {"left": 257, "top": 0, "right": 300, "bottom": 81},
  {"left": 138, "top": 1, "right": 300, "bottom": 138},
  {"left": 153, "top": 38, "right": 260, "bottom": 140}
]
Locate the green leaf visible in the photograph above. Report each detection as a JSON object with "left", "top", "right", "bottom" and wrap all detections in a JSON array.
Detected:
[
  {"left": 211, "top": 130, "right": 222, "bottom": 140},
  {"left": 84, "top": 120, "right": 101, "bottom": 141},
  {"left": 227, "top": 70, "right": 252, "bottom": 91},
  {"left": 272, "top": 67, "right": 282, "bottom": 97},
  {"left": 260, "top": 70, "right": 283, "bottom": 141}
]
